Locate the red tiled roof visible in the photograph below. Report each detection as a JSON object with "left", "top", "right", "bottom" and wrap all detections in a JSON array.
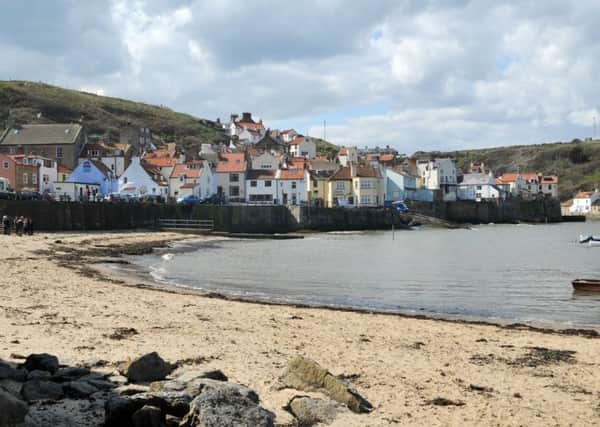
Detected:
[
  {"left": 289, "top": 136, "right": 304, "bottom": 146},
  {"left": 171, "top": 163, "right": 202, "bottom": 179},
  {"left": 216, "top": 153, "right": 246, "bottom": 173},
  {"left": 540, "top": 175, "right": 558, "bottom": 184},
  {"left": 329, "top": 166, "right": 352, "bottom": 180},
  {"left": 379, "top": 154, "right": 394, "bottom": 162},
  {"left": 143, "top": 156, "right": 178, "bottom": 168},
  {"left": 574, "top": 191, "right": 596, "bottom": 199},
  {"left": 279, "top": 161, "right": 305, "bottom": 180},
  {"left": 58, "top": 165, "right": 72, "bottom": 174},
  {"left": 356, "top": 166, "right": 381, "bottom": 178},
  {"left": 236, "top": 122, "right": 265, "bottom": 131}
]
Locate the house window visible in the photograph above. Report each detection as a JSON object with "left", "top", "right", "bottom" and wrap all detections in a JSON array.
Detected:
[
  {"left": 313, "top": 180, "right": 317, "bottom": 188},
  {"left": 265, "top": 180, "right": 272, "bottom": 187},
  {"left": 291, "top": 182, "right": 297, "bottom": 189},
  {"left": 354, "top": 181, "right": 358, "bottom": 189},
  {"left": 43, "top": 174, "right": 49, "bottom": 183},
  {"left": 23, "top": 173, "right": 28, "bottom": 184},
  {"left": 251, "top": 180, "right": 257, "bottom": 187},
  {"left": 336, "top": 181, "right": 344, "bottom": 191},
  {"left": 548, "top": 185, "right": 552, "bottom": 190},
  {"left": 56, "top": 147, "right": 63, "bottom": 158},
  {"left": 32, "top": 173, "right": 37, "bottom": 184},
  {"left": 230, "top": 173, "right": 239, "bottom": 182},
  {"left": 261, "top": 164, "right": 271, "bottom": 169},
  {"left": 229, "top": 186, "right": 240, "bottom": 197},
  {"left": 123, "top": 177, "right": 128, "bottom": 184},
  {"left": 2, "top": 161, "right": 8, "bottom": 169},
  {"left": 360, "top": 195, "right": 370, "bottom": 204},
  {"left": 476, "top": 185, "right": 482, "bottom": 190}
]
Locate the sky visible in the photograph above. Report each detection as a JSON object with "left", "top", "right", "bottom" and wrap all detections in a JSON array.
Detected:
[{"left": 1, "top": 0, "right": 600, "bottom": 154}]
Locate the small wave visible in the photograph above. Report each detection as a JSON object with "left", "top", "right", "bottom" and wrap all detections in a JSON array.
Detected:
[{"left": 162, "top": 253, "right": 174, "bottom": 261}]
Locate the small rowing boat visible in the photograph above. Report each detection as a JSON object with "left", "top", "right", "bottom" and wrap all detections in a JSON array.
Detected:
[
  {"left": 572, "top": 279, "right": 600, "bottom": 292},
  {"left": 579, "top": 234, "right": 600, "bottom": 246}
]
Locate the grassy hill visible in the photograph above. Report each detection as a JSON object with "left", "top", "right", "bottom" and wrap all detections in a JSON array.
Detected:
[
  {"left": 0, "top": 81, "right": 227, "bottom": 147},
  {"left": 0, "top": 81, "right": 340, "bottom": 157},
  {"left": 415, "top": 139, "right": 600, "bottom": 200}
]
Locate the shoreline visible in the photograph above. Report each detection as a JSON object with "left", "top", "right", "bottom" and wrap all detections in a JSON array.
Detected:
[
  {"left": 95, "top": 234, "right": 600, "bottom": 338},
  {"left": 3, "top": 231, "right": 600, "bottom": 426}
]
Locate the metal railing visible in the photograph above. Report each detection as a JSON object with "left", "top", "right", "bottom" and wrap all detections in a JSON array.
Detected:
[{"left": 157, "top": 218, "right": 214, "bottom": 231}]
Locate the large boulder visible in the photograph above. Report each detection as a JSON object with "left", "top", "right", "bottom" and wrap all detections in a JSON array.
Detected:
[
  {"left": 52, "top": 366, "right": 90, "bottom": 383},
  {"left": 21, "top": 380, "right": 64, "bottom": 402},
  {"left": 119, "top": 352, "right": 174, "bottom": 383},
  {"left": 0, "top": 389, "right": 28, "bottom": 426},
  {"left": 285, "top": 395, "right": 347, "bottom": 426},
  {"left": 24, "top": 353, "right": 60, "bottom": 374},
  {"left": 132, "top": 405, "right": 164, "bottom": 427},
  {"left": 278, "top": 357, "right": 372, "bottom": 413},
  {"left": 0, "top": 362, "right": 27, "bottom": 381},
  {"left": 64, "top": 380, "right": 99, "bottom": 398},
  {"left": 180, "top": 386, "right": 275, "bottom": 427},
  {"left": 104, "top": 392, "right": 188, "bottom": 426}
]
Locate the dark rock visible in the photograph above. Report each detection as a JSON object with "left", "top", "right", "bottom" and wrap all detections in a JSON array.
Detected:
[
  {"left": 21, "top": 380, "right": 64, "bottom": 402},
  {"left": 27, "top": 370, "right": 52, "bottom": 381},
  {"left": 85, "top": 378, "right": 116, "bottom": 391},
  {"left": 180, "top": 386, "right": 275, "bottom": 427},
  {"left": 0, "top": 389, "right": 28, "bottom": 426},
  {"left": 52, "top": 366, "right": 91, "bottom": 382},
  {"left": 154, "top": 376, "right": 259, "bottom": 405},
  {"left": 426, "top": 397, "right": 465, "bottom": 406},
  {"left": 0, "top": 362, "right": 27, "bottom": 381},
  {"left": 105, "top": 395, "right": 138, "bottom": 427},
  {"left": 468, "top": 384, "right": 494, "bottom": 393},
  {"left": 120, "top": 352, "right": 174, "bottom": 383},
  {"left": 132, "top": 405, "right": 164, "bottom": 427},
  {"left": 24, "top": 353, "right": 60, "bottom": 374},
  {"left": 64, "top": 380, "right": 99, "bottom": 398},
  {"left": 0, "top": 379, "right": 23, "bottom": 397},
  {"left": 285, "top": 395, "right": 347, "bottom": 426},
  {"left": 513, "top": 392, "right": 522, "bottom": 398},
  {"left": 199, "top": 369, "right": 228, "bottom": 382},
  {"left": 105, "top": 392, "right": 187, "bottom": 425},
  {"left": 278, "top": 356, "right": 372, "bottom": 413}
]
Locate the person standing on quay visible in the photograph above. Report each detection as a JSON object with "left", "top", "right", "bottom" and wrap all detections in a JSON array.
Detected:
[
  {"left": 27, "top": 217, "right": 34, "bottom": 235},
  {"left": 15, "top": 216, "right": 23, "bottom": 236},
  {"left": 2, "top": 214, "right": 10, "bottom": 235}
]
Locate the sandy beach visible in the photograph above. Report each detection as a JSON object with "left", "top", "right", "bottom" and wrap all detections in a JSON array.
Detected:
[{"left": 1, "top": 231, "right": 599, "bottom": 426}]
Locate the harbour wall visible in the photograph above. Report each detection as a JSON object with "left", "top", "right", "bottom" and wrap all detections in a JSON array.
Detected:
[
  {"left": 406, "top": 198, "right": 562, "bottom": 224},
  {"left": 0, "top": 198, "right": 561, "bottom": 233}
]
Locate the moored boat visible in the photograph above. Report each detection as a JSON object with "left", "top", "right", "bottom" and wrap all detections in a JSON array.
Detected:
[
  {"left": 572, "top": 279, "right": 600, "bottom": 292},
  {"left": 578, "top": 234, "right": 600, "bottom": 246}
]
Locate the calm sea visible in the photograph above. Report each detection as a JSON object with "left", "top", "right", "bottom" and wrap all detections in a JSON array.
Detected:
[{"left": 126, "top": 222, "right": 600, "bottom": 328}]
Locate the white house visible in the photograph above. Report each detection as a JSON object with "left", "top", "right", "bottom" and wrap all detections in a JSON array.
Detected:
[
  {"left": 119, "top": 157, "right": 169, "bottom": 196},
  {"left": 169, "top": 161, "right": 215, "bottom": 199},
  {"left": 457, "top": 173, "right": 502, "bottom": 201},
  {"left": 246, "top": 169, "right": 278, "bottom": 204},
  {"left": 570, "top": 191, "right": 600, "bottom": 214},
  {"left": 276, "top": 160, "right": 307, "bottom": 205},
  {"left": 81, "top": 142, "right": 132, "bottom": 177},
  {"left": 417, "top": 158, "right": 457, "bottom": 201},
  {"left": 288, "top": 136, "right": 316, "bottom": 159},
  {"left": 28, "top": 156, "right": 57, "bottom": 193},
  {"left": 280, "top": 129, "right": 298, "bottom": 143},
  {"left": 337, "top": 147, "right": 358, "bottom": 166}
]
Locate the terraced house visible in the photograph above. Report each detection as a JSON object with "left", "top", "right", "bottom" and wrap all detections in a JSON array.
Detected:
[{"left": 0, "top": 123, "right": 85, "bottom": 169}]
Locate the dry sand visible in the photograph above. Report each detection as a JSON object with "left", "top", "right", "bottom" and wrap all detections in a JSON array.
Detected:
[{"left": 0, "top": 231, "right": 599, "bottom": 426}]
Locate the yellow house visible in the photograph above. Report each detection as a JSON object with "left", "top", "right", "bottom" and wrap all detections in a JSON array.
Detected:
[
  {"left": 326, "top": 165, "right": 384, "bottom": 207},
  {"left": 307, "top": 160, "right": 339, "bottom": 207},
  {"left": 352, "top": 166, "right": 384, "bottom": 207},
  {"left": 327, "top": 166, "right": 354, "bottom": 207}
]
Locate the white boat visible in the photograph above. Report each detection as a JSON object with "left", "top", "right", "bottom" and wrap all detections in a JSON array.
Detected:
[{"left": 579, "top": 234, "right": 600, "bottom": 246}]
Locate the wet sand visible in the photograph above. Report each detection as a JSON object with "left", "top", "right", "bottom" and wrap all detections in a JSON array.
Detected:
[{"left": 1, "top": 231, "right": 599, "bottom": 426}]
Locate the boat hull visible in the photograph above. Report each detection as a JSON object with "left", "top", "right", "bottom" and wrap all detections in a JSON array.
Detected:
[{"left": 572, "top": 279, "right": 600, "bottom": 292}]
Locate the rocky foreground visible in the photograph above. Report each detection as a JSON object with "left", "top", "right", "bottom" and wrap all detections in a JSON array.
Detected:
[
  {"left": 1, "top": 351, "right": 369, "bottom": 426},
  {"left": 1, "top": 232, "right": 599, "bottom": 426}
]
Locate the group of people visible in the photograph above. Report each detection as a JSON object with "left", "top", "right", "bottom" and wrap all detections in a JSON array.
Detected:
[{"left": 2, "top": 215, "right": 34, "bottom": 236}]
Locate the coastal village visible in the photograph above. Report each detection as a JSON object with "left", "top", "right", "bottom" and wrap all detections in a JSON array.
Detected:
[{"left": 0, "top": 112, "right": 568, "bottom": 212}]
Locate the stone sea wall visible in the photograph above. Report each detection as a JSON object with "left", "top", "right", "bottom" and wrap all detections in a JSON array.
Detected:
[{"left": 0, "top": 198, "right": 561, "bottom": 233}]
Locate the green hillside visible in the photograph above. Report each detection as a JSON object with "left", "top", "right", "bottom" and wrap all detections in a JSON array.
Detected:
[
  {"left": 0, "top": 81, "right": 227, "bottom": 147},
  {"left": 416, "top": 139, "right": 600, "bottom": 200}
]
